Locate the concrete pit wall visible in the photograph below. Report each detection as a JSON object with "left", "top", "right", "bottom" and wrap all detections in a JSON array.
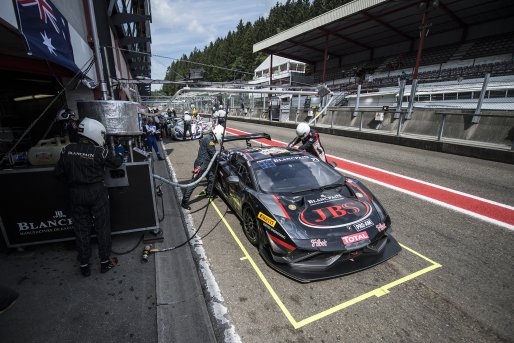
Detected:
[{"left": 307, "top": 107, "right": 513, "bottom": 147}]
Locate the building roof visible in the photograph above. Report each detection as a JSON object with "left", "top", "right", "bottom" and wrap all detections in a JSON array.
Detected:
[
  {"left": 253, "top": 0, "right": 514, "bottom": 65},
  {"left": 254, "top": 55, "right": 305, "bottom": 72}
]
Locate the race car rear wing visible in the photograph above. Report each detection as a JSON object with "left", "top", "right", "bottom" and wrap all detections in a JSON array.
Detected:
[{"left": 223, "top": 133, "right": 271, "bottom": 143}]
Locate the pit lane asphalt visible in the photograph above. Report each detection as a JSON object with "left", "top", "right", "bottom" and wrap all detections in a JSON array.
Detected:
[{"left": 166, "top": 121, "right": 514, "bottom": 343}]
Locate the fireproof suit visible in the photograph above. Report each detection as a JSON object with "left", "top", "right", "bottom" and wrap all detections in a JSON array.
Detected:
[
  {"left": 183, "top": 118, "right": 192, "bottom": 141},
  {"left": 288, "top": 127, "right": 327, "bottom": 162},
  {"left": 181, "top": 134, "right": 217, "bottom": 206},
  {"left": 54, "top": 140, "right": 123, "bottom": 265}
]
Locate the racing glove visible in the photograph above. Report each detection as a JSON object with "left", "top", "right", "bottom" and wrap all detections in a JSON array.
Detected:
[{"left": 192, "top": 166, "right": 201, "bottom": 178}]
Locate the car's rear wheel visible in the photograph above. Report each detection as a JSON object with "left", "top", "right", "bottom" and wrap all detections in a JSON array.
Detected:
[{"left": 242, "top": 206, "right": 259, "bottom": 246}]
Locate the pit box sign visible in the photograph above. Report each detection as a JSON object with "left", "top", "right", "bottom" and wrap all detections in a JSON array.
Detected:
[
  {"left": 0, "top": 168, "right": 75, "bottom": 246},
  {"left": 0, "top": 163, "right": 158, "bottom": 247}
]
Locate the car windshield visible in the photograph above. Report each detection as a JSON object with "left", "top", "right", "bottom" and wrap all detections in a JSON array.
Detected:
[{"left": 252, "top": 155, "right": 344, "bottom": 194}]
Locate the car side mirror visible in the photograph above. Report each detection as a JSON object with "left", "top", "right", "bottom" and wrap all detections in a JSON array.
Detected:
[
  {"left": 227, "top": 175, "right": 240, "bottom": 184},
  {"left": 328, "top": 161, "right": 337, "bottom": 168}
]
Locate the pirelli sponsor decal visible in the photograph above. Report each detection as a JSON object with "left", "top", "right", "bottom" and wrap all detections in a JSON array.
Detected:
[{"left": 258, "top": 212, "right": 276, "bottom": 228}]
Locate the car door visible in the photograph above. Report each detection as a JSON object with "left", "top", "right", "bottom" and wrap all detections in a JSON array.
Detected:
[{"left": 227, "top": 154, "right": 253, "bottom": 215}]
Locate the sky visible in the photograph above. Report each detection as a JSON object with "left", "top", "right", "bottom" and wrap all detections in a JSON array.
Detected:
[{"left": 149, "top": 0, "right": 285, "bottom": 90}]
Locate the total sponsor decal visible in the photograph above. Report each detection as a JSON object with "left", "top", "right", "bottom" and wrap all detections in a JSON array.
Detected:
[
  {"left": 258, "top": 212, "right": 276, "bottom": 228},
  {"left": 17, "top": 210, "right": 73, "bottom": 236},
  {"left": 353, "top": 219, "right": 374, "bottom": 232},
  {"left": 310, "top": 239, "right": 328, "bottom": 247},
  {"left": 342, "top": 231, "right": 369, "bottom": 246}
]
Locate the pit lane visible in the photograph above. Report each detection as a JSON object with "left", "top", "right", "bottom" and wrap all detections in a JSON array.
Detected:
[{"left": 163, "top": 121, "right": 514, "bottom": 342}]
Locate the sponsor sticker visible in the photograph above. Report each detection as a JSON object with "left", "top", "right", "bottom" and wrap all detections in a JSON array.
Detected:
[
  {"left": 353, "top": 219, "right": 374, "bottom": 232},
  {"left": 288, "top": 204, "right": 297, "bottom": 211},
  {"left": 342, "top": 232, "right": 369, "bottom": 245},
  {"left": 310, "top": 239, "right": 327, "bottom": 247},
  {"left": 299, "top": 198, "right": 372, "bottom": 229},
  {"left": 258, "top": 212, "right": 276, "bottom": 228},
  {"left": 307, "top": 193, "right": 343, "bottom": 205},
  {"left": 272, "top": 155, "right": 309, "bottom": 163},
  {"left": 256, "top": 159, "right": 276, "bottom": 169},
  {"left": 17, "top": 210, "right": 74, "bottom": 235},
  {"left": 260, "top": 147, "right": 289, "bottom": 155},
  {"left": 376, "top": 222, "right": 387, "bottom": 232},
  {"left": 263, "top": 223, "right": 286, "bottom": 239}
]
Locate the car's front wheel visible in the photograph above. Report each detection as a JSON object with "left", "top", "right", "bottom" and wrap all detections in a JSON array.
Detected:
[{"left": 242, "top": 206, "right": 259, "bottom": 246}]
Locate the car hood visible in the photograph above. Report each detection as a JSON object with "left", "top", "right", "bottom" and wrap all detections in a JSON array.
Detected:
[{"left": 265, "top": 188, "right": 384, "bottom": 240}]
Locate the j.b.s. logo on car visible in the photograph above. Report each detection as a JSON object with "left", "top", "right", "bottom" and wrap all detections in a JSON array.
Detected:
[{"left": 299, "top": 196, "right": 372, "bottom": 229}]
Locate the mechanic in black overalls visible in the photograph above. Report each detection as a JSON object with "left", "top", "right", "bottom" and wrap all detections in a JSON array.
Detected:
[
  {"left": 288, "top": 122, "right": 327, "bottom": 162},
  {"left": 181, "top": 125, "right": 225, "bottom": 210},
  {"left": 55, "top": 118, "right": 123, "bottom": 277}
]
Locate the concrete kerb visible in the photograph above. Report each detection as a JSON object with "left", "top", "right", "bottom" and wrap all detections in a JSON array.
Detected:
[
  {"left": 151, "top": 154, "right": 217, "bottom": 343},
  {"left": 156, "top": 141, "right": 241, "bottom": 343},
  {"left": 224, "top": 116, "right": 514, "bottom": 164}
]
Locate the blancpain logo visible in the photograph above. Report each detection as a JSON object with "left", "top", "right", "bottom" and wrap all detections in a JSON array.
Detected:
[
  {"left": 17, "top": 211, "right": 73, "bottom": 235},
  {"left": 307, "top": 193, "right": 342, "bottom": 205},
  {"left": 68, "top": 151, "right": 94, "bottom": 159}
]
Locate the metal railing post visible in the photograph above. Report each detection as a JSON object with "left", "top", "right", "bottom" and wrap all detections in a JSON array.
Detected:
[
  {"left": 296, "top": 95, "right": 300, "bottom": 124},
  {"left": 472, "top": 73, "right": 490, "bottom": 124},
  {"left": 396, "top": 111, "right": 403, "bottom": 136},
  {"left": 331, "top": 109, "right": 334, "bottom": 129},
  {"left": 437, "top": 113, "right": 446, "bottom": 141},
  {"left": 359, "top": 111, "right": 364, "bottom": 131},
  {"left": 353, "top": 84, "right": 361, "bottom": 118}
]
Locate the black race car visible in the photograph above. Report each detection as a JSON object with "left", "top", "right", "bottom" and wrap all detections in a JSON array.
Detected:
[{"left": 215, "top": 134, "right": 401, "bottom": 282}]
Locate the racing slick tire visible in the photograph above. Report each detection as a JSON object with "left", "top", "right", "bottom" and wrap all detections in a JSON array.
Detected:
[{"left": 242, "top": 205, "right": 260, "bottom": 246}]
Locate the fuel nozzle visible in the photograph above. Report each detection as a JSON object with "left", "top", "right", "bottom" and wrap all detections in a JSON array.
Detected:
[{"left": 142, "top": 244, "right": 152, "bottom": 263}]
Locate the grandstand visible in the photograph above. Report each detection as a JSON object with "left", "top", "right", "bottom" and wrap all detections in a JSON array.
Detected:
[{"left": 248, "top": 0, "right": 514, "bottom": 153}]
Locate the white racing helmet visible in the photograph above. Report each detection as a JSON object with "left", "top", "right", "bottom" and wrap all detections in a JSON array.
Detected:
[
  {"left": 217, "top": 110, "right": 226, "bottom": 118},
  {"left": 212, "top": 124, "right": 224, "bottom": 143},
  {"left": 296, "top": 122, "right": 310, "bottom": 139},
  {"left": 56, "top": 108, "right": 78, "bottom": 121},
  {"left": 78, "top": 117, "right": 106, "bottom": 146}
]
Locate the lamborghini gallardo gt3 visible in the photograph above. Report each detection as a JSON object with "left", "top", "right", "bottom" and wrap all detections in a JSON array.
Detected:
[{"left": 216, "top": 133, "right": 401, "bottom": 282}]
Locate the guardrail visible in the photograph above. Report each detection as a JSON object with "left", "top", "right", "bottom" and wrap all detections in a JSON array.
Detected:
[
  {"left": 226, "top": 108, "right": 514, "bottom": 151},
  {"left": 435, "top": 112, "right": 514, "bottom": 150}
]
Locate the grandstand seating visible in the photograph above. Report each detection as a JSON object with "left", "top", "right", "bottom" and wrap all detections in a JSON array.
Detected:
[
  {"left": 462, "top": 34, "right": 514, "bottom": 60},
  {"left": 296, "top": 34, "right": 514, "bottom": 91}
]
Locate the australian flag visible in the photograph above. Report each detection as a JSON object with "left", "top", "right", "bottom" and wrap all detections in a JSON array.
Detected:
[{"left": 15, "top": 0, "right": 79, "bottom": 73}]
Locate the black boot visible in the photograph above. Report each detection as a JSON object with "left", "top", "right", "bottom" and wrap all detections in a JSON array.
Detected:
[
  {"left": 80, "top": 264, "right": 91, "bottom": 277},
  {"left": 100, "top": 258, "right": 118, "bottom": 274}
]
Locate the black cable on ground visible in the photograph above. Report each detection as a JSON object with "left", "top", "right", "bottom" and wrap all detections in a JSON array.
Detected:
[
  {"left": 111, "top": 234, "right": 144, "bottom": 255},
  {"left": 147, "top": 115, "right": 230, "bottom": 255}
]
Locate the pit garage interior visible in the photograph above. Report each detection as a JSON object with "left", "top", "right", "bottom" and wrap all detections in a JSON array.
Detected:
[{"left": 0, "top": 0, "right": 152, "bottom": 155}]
